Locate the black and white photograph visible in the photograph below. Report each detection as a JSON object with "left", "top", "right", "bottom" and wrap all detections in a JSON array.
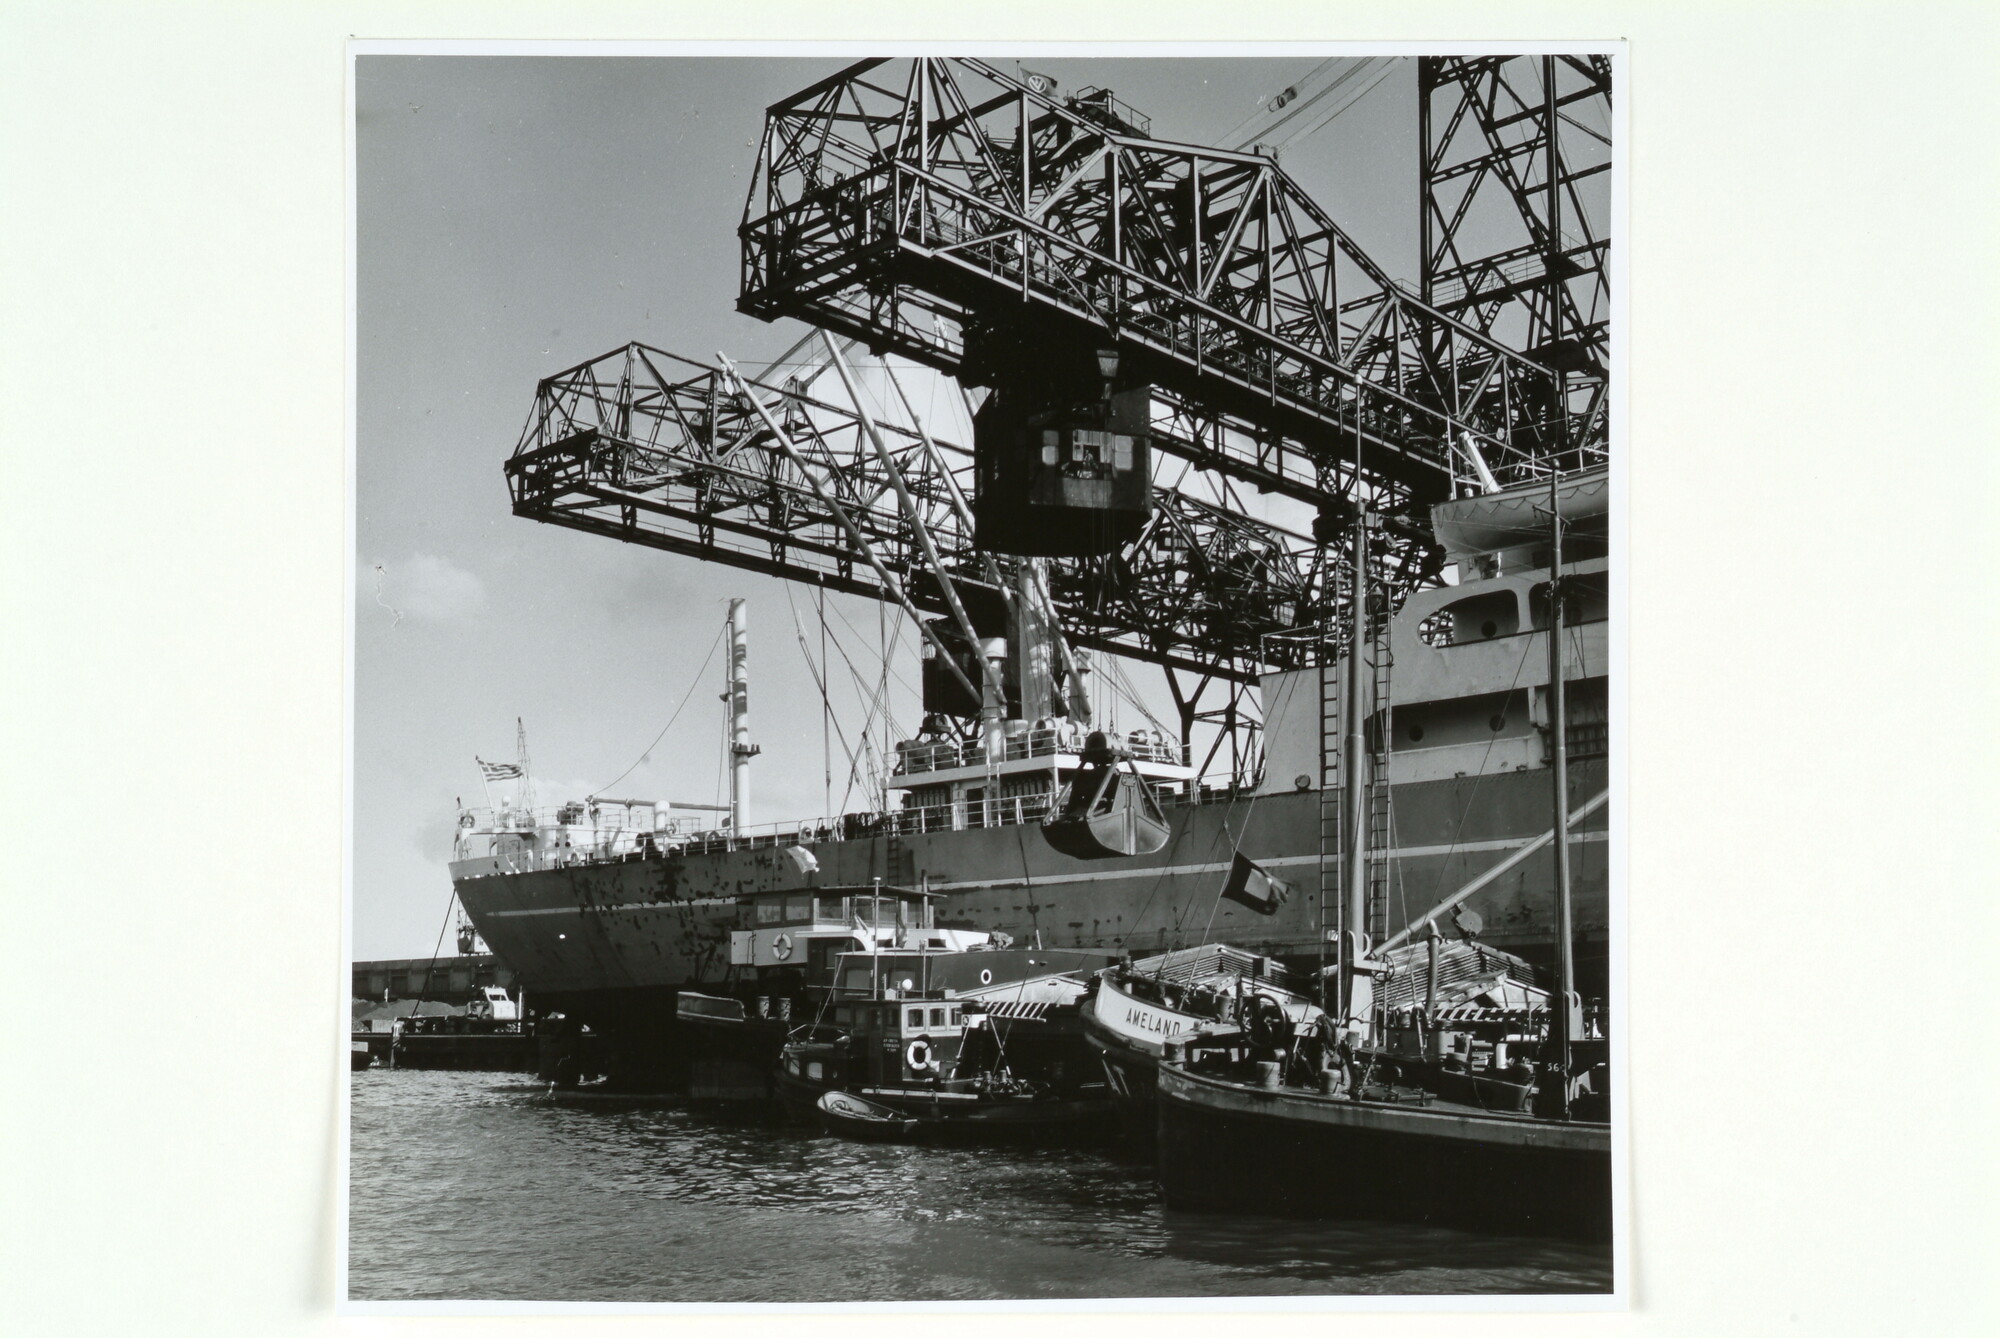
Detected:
[
  {"left": 346, "top": 46, "right": 1622, "bottom": 1307},
  {"left": 9, "top": 6, "right": 1998, "bottom": 1336}
]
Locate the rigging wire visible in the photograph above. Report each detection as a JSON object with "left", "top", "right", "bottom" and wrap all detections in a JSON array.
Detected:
[
  {"left": 819, "top": 601, "right": 904, "bottom": 744},
  {"left": 1105, "top": 657, "right": 1174, "bottom": 742},
  {"left": 1223, "top": 57, "right": 1397, "bottom": 154},
  {"left": 876, "top": 595, "right": 891, "bottom": 811},
  {"left": 818, "top": 585, "right": 832, "bottom": 817},
  {"left": 790, "top": 589, "right": 908, "bottom": 814},
  {"left": 1278, "top": 61, "right": 1398, "bottom": 147},
  {"left": 784, "top": 582, "right": 865, "bottom": 816},
  {"left": 827, "top": 595, "right": 920, "bottom": 701},
  {"left": 590, "top": 618, "right": 728, "bottom": 798},
  {"left": 839, "top": 614, "right": 908, "bottom": 814},
  {"left": 1416, "top": 627, "right": 1540, "bottom": 910},
  {"left": 399, "top": 888, "right": 465, "bottom": 1032}
]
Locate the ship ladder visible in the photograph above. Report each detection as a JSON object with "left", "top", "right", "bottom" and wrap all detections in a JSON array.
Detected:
[
  {"left": 1316, "top": 643, "right": 1343, "bottom": 991},
  {"left": 1364, "top": 592, "right": 1396, "bottom": 956}
]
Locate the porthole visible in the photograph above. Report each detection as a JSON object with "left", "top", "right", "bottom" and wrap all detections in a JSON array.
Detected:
[
  {"left": 1488, "top": 714, "right": 1506, "bottom": 732},
  {"left": 1408, "top": 724, "right": 1426, "bottom": 742},
  {"left": 1481, "top": 620, "right": 1499, "bottom": 638}
]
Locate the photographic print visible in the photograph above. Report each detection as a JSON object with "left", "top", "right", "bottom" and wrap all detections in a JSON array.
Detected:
[{"left": 346, "top": 45, "right": 1622, "bottom": 1308}]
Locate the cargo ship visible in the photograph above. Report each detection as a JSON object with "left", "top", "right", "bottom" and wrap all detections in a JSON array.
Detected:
[
  {"left": 446, "top": 56, "right": 1615, "bottom": 1089},
  {"left": 451, "top": 472, "right": 1612, "bottom": 1088}
]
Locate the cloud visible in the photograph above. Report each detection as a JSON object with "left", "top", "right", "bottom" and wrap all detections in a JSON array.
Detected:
[{"left": 363, "top": 553, "right": 487, "bottom": 625}]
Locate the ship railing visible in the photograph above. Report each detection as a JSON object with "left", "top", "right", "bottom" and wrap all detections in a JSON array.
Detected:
[
  {"left": 891, "top": 728, "right": 1181, "bottom": 776},
  {"left": 882, "top": 792, "right": 1058, "bottom": 835},
  {"left": 1123, "top": 734, "right": 1184, "bottom": 765},
  {"left": 671, "top": 816, "right": 844, "bottom": 856},
  {"left": 454, "top": 770, "right": 1293, "bottom": 874},
  {"left": 893, "top": 728, "right": 1071, "bottom": 776},
  {"left": 454, "top": 804, "right": 676, "bottom": 835}
]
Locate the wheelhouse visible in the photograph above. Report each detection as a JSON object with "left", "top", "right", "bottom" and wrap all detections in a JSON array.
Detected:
[{"left": 728, "top": 885, "right": 991, "bottom": 985}]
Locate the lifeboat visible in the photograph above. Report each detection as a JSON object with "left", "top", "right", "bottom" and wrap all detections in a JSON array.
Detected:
[{"left": 1041, "top": 731, "right": 1171, "bottom": 860}]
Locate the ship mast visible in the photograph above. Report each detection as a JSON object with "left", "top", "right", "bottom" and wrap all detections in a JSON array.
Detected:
[
  {"left": 515, "top": 716, "right": 534, "bottom": 813},
  {"left": 726, "top": 599, "right": 758, "bottom": 831},
  {"left": 1547, "top": 470, "right": 1576, "bottom": 1118},
  {"left": 1339, "top": 508, "right": 1371, "bottom": 1036}
]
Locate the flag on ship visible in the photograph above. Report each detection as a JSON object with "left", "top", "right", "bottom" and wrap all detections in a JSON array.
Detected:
[
  {"left": 1221, "top": 852, "right": 1291, "bottom": 916},
  {"left": 478, "top": 758, "right": 523, "bottom": 781}
]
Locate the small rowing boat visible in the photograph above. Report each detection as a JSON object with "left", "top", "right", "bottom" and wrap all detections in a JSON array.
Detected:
[{"left": 816, "top": 1090, "right": 919, "bottom": 1141}]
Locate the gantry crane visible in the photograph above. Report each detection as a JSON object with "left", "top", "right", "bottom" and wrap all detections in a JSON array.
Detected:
[{"left": 506, "top": 55, "right": 1611, "bottom": 786}]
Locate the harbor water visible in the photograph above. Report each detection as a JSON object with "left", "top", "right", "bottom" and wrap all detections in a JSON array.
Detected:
[{"left": 348, "top": 1071, "right": 1611, "bottom": 1302}]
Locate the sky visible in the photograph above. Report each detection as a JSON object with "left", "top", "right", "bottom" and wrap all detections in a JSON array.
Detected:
[{"left": 353, "top": 54, "right": 1439, "bottom": 959}]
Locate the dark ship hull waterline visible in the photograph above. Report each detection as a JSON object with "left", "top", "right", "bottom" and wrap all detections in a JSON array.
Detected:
[{"left": 456, "top": 764, "right": 1608, "bottom": 1086}]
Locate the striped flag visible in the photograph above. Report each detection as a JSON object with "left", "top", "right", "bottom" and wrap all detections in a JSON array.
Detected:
[
  {"left": 478, "top": 758, "right": 523, "bottom": 781},
  {"left": 1221, "top": 851, "right": 1291, "bottom": 916}
]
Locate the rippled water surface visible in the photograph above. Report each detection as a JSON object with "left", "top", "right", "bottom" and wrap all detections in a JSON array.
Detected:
[{"left": 348, "top": 1070, "right": 1611, "bottom": 1302}]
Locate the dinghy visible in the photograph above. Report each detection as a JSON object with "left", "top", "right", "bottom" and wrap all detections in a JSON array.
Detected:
[{"left": 816, "top": 1090, "right": 919, "bottom": 1141}]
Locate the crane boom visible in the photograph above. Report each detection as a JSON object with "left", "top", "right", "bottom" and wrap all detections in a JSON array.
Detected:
[
  {"left": 739, "top": 56, "right": 1603, "bottom": 514},
  {"left": 506, "top": 343, "right": 1341, "bottom": 684}
]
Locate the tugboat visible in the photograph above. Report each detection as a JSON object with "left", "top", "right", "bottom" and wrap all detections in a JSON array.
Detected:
[
  {"left": 675, "top": 880, "right": 1113, "bottom": 1100},
  {"left": 777, "top": 944, "right": 1118, "bottom": 1141},
  {"left": 675, "top": 880, "right": 993, "bottom": 1099}
]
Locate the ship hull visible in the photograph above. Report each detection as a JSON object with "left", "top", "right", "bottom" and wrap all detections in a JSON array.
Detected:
[
  {"left": 455, "top": 762, "right": 1607, "bottom": 1087},
  {"left": 1079, "top": 972, "right": 1206, "bottom": 1149},
  {"left": 1156, "top": 1062, "right": 1612, "bottom": 1239}
]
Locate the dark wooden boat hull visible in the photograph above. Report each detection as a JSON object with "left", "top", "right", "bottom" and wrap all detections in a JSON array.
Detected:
[
  {"left": 1156, "top": 1063, "right": 1612, "bottom": 1240},
  {"left": 1086, "top": 1031, "right": 1161, "bottom": 1147},
  {"left": 1080, "top": 969, "right": 1234, "bottom": 1150}
]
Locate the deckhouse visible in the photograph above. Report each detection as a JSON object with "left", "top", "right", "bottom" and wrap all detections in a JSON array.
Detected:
[{"left": 727, "top": 884, "right": 995, "bottom": 983}]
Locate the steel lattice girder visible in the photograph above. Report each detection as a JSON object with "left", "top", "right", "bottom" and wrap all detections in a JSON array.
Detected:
[
  {"left": 505, "top": 343, "right": 1369, "bottom": 683},
  {"left": 738, "top": 56, "right": 1586, "bottom": 507},
  {"left": 1420, "top": 54, "right": 1613, "bottom": 466}
]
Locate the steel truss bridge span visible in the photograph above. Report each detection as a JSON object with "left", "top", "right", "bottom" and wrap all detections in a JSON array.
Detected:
[{"left": 506, "top": 343, "right": 1347, "bottom": 684}]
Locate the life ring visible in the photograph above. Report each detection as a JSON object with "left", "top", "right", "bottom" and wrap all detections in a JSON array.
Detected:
[
  {"left": 978, "top": 968, "right": 993, "bottom": 985},
  {"left": 458, "top": 812, "right": 476, "bottom": 828},
  {"left": 905, "top": 1036, "right": 935, "bottom": 1072},
  {"left": 771, "top": 933, "right": 793, "bottom": 961}
]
